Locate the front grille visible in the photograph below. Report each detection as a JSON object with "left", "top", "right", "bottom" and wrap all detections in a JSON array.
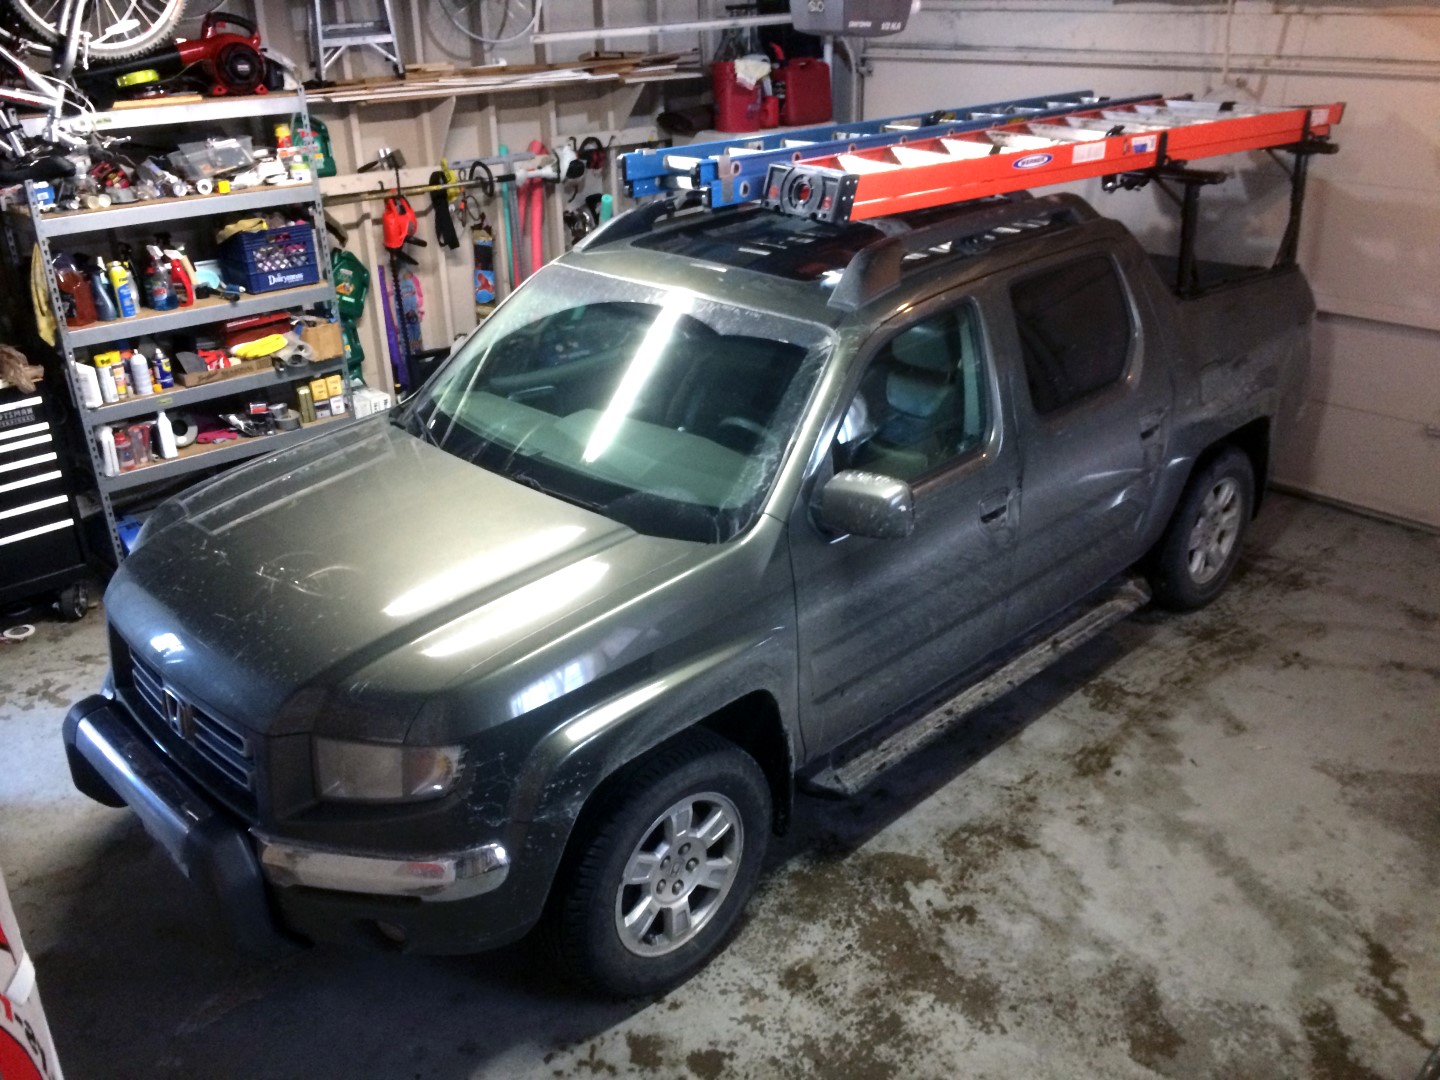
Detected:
[{"left": 130, "top": 657, "right": 256, "bottom": 793}]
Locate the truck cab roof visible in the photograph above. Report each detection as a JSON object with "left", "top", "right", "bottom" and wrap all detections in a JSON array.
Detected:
[{"left": 562, "top": 192, "right": 1112, "bottom": 329}]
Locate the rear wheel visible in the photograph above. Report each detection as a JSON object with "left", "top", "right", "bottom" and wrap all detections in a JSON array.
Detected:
[
  {"left": 12, "top": 0, "right": 187, "bottom": 60},
  {"left": 1149, "top": 446, "right": 1254, "bottom": 611},
  {"left": 546, "top": 731, "right": 770, "bottom": 998}
]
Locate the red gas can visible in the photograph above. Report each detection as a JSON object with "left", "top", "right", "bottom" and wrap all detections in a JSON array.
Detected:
[
  {"left": 774, "top": 57, "right": 832, "bottom": 126},
  {"left": 712, "top": 61, "right": 762, "bottom": 133}
]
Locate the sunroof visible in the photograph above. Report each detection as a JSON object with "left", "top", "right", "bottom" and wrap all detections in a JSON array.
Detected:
[{"left": 633, "top": 210, "right": 885, "bottom": 281}]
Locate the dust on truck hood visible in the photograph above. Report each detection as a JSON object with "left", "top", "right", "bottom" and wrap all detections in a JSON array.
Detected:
[{"left": 106, "top": 420, "right": 684, "bottom": 733}]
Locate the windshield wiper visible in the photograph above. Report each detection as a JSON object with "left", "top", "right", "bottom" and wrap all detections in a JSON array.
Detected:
[{"left": 511, "top": 470, "right": 604, "bottom": 514}]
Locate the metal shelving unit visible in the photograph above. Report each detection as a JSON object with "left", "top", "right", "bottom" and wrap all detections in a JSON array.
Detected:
[
  {"left": 22, "top": 90, "right": 354, "bottom": 564},
  {"left": 102, "top": 414, "right": 351, "bottom": 494}
]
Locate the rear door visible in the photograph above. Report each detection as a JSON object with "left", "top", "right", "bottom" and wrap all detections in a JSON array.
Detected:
[
  {"left": 789, "top": 293, "right": 1020, "bottom": 754},
  {"left": 996, "top": 243, "right": 1171, "bottom": 639}
]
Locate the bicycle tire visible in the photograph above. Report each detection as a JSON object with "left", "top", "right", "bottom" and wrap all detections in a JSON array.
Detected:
[{"left": 10, "top": 0, "right": 187, "bottom": 61}]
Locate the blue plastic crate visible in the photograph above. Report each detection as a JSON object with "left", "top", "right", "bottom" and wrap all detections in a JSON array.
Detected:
[{"left": 220, "top": 221, "right": 319, "bottom": 294}]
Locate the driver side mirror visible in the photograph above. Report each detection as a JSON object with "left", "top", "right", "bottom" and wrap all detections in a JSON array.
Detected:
[{"left": 816, "top": 470, "right": 915, "bottom": 540}]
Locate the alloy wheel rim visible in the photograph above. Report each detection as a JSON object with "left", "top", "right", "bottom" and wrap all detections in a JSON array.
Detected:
[
  {"left": 1185, "top": 477, "right": 1242, "bottom": 585},
  {"left": 614, "top": 791, "right": 743, "bottom": 957}
]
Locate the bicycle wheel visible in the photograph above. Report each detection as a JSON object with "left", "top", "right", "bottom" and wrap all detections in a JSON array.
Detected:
[{"left": 12, "top": 0, "right": 187, "bottom": 60}]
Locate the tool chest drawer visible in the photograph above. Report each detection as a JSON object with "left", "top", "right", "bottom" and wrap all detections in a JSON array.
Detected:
[{"left": 0, "top": 390, "right": 84, "bottom": 580}]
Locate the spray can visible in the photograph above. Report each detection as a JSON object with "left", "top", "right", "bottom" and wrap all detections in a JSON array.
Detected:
[
  {"left": 126, "top": 350, "right": 153, "bottom": 396},
  {"left": 150, "top": 344, "right": 174, "bottom": 389},
  {"left": 108, "top": 261, "right": 138, "bottom": 317},
  {"left": 96, "top": 361, "right": 118, "bottom": 404},
  {"left": 110, "top": 355, "right": 131, "bottom": 400}
]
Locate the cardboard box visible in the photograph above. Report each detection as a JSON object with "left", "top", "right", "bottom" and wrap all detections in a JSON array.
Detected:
[{"left": 301, "top": 321, "right": 343, "bottom": 360}]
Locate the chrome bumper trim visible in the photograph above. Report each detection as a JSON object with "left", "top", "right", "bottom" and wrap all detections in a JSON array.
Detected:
[{"left": 253, "top": 835, "right": 510, "bottom": 901}]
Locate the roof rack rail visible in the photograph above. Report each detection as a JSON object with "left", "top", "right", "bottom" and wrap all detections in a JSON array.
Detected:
[
  {"left": 827, "top": 194, "right": 1094, "bottom": 311},
  {"left": 573, "top": 191, "right": 707, "bottom": 252}
]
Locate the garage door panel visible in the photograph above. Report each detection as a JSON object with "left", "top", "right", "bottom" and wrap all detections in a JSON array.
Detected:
[
  {"left": 1307, "top": 316, "right": 1440, "bottom": 427},
  {"left": 1275, "top": 400, "right": 1440, "bottom": 529}
]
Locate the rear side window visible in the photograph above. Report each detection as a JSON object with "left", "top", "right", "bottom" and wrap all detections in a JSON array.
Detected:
[{"left": 1010, "top": 256, "right": 1132, "bottom": 415}]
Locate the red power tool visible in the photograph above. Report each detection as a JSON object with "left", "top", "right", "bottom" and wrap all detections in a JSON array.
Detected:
[{"left": 82, "top": 12, "right": 275, "bottom": 99}]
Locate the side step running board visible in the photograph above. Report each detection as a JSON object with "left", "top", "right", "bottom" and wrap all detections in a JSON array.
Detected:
[{"left": 801, "top": 577, "right": 1152, "bottom": 798}]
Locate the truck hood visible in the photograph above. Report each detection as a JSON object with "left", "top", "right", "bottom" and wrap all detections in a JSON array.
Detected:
[{"left": 107, "top": 420, "right": 694, "bottom": 734}]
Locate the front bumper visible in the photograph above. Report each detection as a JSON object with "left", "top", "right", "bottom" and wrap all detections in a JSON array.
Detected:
[{"left": 62, "top": 695, "right": 534, "bottom": 954}]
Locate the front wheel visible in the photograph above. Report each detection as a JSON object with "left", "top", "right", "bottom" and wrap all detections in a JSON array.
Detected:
[
  {"left": 1149, "top": 446, "right": 1254, "bottom": 611},
  {"left": 546, "top": 731, "right": 771, "bottom": 998},
  {"left": 12, "top": 0, "right": 187, "bottom": 60}
]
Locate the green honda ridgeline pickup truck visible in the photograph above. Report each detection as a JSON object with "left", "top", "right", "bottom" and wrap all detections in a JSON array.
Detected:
[{"left": 65, "top": 189, "right": 1312, "bottom": 996}]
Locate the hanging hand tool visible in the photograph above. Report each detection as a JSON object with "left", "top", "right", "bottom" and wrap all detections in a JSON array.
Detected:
[{"left": 369, "top": 148, "right": 427, "bottom": 393}]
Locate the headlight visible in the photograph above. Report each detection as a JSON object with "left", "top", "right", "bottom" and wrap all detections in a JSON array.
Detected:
[{"left": 313, "top": 737, "right": 464, "bottom": 802}]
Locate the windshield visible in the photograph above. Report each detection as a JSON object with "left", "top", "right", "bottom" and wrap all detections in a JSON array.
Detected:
[{"left": 396, "top": 264, "right": 831, "bottom": 543}]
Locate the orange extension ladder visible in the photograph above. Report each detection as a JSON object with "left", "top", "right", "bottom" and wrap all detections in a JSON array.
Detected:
[{"left": 762, "top": 96, "right": 1345, "bottom": 224}]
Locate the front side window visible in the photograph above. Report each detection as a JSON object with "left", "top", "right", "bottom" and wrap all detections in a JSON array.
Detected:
[
  {"left": 395, "top": 265, "right": 831, "bottom": 543},
  {"left": 835, "top": 304, "right": 989, "bottom": 483},
  {"left": 1011, "top": 255, "right": 1132, "bottom": 415}
]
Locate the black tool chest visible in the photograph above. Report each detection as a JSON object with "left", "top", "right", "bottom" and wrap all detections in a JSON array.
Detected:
[{"left": 0, "top": 382, "right": 88, "bottom": 607}]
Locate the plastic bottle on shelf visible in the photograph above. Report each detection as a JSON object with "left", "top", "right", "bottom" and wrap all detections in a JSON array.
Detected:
[
  {"left": 88, "top": 258, "right": 120, "bottom": 321},
  {"left": 128, "top": 350, "right": 154, "bottom": 396},
  {"left": 154, "top": 409, "right": 178, "bottom": 459},
  {"left": 97, "top": 426, "right": 119, "bottom": 476},
  {"left": 72, "top": 361, "right": 103, "bottom": 407},
  {"left": 113, "top": 426, "right": 135, "bottom": 471},
  {"left": 107, "top": 261, "right": 138, "bottom": 317}
]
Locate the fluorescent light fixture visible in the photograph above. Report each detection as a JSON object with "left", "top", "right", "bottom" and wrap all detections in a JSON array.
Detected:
[{"left": 583, "top": 289, "right": 694, "bottom": 463}]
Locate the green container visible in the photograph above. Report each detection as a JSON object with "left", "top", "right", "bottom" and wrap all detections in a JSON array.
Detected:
[
  {"left": 330, "top": 248, "right": 370, "bottom": 321},
  {"left": 341, "top": 320, "right": 365, "bottom": 383},
  {"left": 293, "top": 113, "right": 337, "bottom": 179}
]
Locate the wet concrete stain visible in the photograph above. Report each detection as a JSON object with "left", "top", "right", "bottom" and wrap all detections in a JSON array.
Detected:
[
  {"left": 1117, "top": 970, "right": 1187, "bottom": 1071},
  {"left": 624, "top": 1031, "right": 666, "bottom": 1070},
  {"left": 1360, "top": 935, "right": 1429, "bottom": 1047},
  {"left": 1301, "top": 1001, "right": 1386, "bottom": 1080},
  {"left": 683, "top": 1046, "right": 732, "bottom": 1079}
]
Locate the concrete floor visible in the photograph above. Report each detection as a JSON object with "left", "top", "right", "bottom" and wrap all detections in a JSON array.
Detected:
[{"left": 1, "top": 494, "right": 1436, "bottom": 1080}]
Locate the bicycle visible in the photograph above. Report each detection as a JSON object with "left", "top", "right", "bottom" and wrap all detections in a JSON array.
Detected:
[{"left": 1, "top": 0, "right": 189, "bottom": 182}]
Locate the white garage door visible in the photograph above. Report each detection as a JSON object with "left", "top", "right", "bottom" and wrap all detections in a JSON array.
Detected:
[{"left": 861, "top": 1, "right": 1440, "bottom": 529}]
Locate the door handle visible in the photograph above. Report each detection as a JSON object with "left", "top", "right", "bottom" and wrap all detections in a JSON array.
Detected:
[{"left": 978, "top": 488, "right": 1010, "bottom": 527}]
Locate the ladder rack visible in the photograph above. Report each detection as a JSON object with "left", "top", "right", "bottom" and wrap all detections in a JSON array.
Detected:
[
  {"left": 623, "top": 90, "right": 1161, "bottom": 207},
  {"left": 762, "top": 97, "right": 1345, "bottom": 224}
]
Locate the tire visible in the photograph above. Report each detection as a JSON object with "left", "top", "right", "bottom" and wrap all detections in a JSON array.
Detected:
[
  {"left": 1149, "top": 446, "right": 1254, "bottom": 612},
  {"left": 12, "top": 0, "right": 187, "bottom": 60},
  {"left": 546, "top": 731, "right": 771, "bottom": 998},
  {"left": 57, "top": 582, "right": 89, "bottom": 621}
]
